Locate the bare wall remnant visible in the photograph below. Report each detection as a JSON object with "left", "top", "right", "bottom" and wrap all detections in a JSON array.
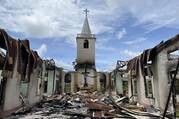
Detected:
[
  {"left": 0, "top": 29, "right": 64, "bottom": 117},
  {"left": 126, "top": 34, "right": 179, "bottom": 114}
]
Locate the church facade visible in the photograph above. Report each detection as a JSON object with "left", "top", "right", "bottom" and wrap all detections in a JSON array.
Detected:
[{"left": 63, "top": 11, "right": 112, "bottom": 93}]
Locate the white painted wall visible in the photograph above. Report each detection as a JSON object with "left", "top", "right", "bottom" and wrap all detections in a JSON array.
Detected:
[
  {"left": 96, "top": 72, "right": 110, "bottom": 91},
  {"left": 3, "top": 58, "right": 22, "bottom": 111},
  {"left": 155, "top": 55, "right": 178, "bottom": 111},
  {"left": 47, "top": 70, "right": 55, "bottom": 96},
  {"left": 76, "top": 68, "right": 96, "bottom": 89},
  {"left": 76, "top": 37, "right": 95, "bottom": 65},
  {"left": 28, "top": 67, "right": 42, "bottom": 105},
  {"left": 137, "top": 63, "right": 155, "bottom": 106},
  {"left": 128, "top": 76, "right": 132, "bottom": 98},
  {"left": 114, "top": 72, "right": 128, "bottom": 95},
  {"left": 156, "top": 52, "right": 169, "bottom": 111}
]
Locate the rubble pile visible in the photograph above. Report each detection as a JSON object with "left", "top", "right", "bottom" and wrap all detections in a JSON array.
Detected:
[{"left": 7, "top": 91, "right": 162, "bottom": 119}]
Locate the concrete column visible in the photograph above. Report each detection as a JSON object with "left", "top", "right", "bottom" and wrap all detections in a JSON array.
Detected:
[
  {"left": 3, "top": 58, "right": 22, "bottom": 111},
  {"left": 115, "top": 75, "right": 123, "bottom": 94},
  {"left": 74, "top": 72, "right": 78, "bottom": 92},
  {"left": 61, "top": 71, "right": 65, "bottom": 94},
  {"left": 96, "top": 73, "right": 100, "bottom": 91},
  {"left": 108, "top": 73, "right": 112, "bottom": 94},
  {"left": 93, "top": 71, "right": 97, "bottom": 91},
  {"left": 128, "top": 79, "right": 132, "bottom": 97},
  {"left": 156, "top": 52, "right": 170, "bottom": 111},
  {"left": 71, "top": 73, "right": 74, "bottom": 93}
]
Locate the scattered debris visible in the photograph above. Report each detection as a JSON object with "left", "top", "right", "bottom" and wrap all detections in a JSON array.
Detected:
[{"left": 5, "top": 91, "right": 165, "bottom": 119}]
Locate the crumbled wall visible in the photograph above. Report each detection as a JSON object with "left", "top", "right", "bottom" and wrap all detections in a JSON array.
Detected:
[{"left": 3, "top": 57, "right": 22, "bottom": 111}]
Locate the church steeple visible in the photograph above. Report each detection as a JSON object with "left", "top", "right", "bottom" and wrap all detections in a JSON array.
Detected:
[
  {"left": 76, "top": 9, "right": 96, "bottom": 69},
  {"left": 81, "top": 9, "right": 91, "bottom": 35}
]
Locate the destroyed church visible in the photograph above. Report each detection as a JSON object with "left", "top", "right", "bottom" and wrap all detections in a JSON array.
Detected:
[{"left": 0, "top": 10, "right": 179, "bottom": 118}]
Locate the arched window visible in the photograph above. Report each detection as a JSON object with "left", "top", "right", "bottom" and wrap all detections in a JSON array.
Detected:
[
  {"left": 64, "top": 73, "right": 71, "bottom": 93},
  {"left": 83, "top": 40, "right": 89, "bottom": 48},
  {"left": 65, "top": 73, "right": 71, "bottom": 83},
  {"left": 100, "top": 73, "right": 106, "bottom": 92}
]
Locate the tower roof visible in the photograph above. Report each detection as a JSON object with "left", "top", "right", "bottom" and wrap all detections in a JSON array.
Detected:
[{"left": 81, "top": 9, "right": 91, "bottom": 34}]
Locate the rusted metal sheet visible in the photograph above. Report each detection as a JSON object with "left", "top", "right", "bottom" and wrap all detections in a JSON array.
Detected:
[
  {"left": 0, "top": 29, "right": 17, "bottom": 71},
  {"left": 127, "top": 34, "right": 179, "bottom": 77},
  {"left": 127, "top": 56, "right": 140, "bottom": 77},
  {"left": 156, "top": 34, "right": 179, "bottom": 53}
]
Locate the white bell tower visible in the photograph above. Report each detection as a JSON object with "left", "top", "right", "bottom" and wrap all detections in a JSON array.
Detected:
[{"left": 75, "top": 9, "right": 96, "bottom": 70}]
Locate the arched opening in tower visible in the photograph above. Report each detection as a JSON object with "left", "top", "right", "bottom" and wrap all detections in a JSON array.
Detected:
[{"left": 83, "top": 40, "right": 89, "bottom": 49}]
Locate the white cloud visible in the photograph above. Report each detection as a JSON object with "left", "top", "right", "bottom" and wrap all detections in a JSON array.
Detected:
[
  {"left": 124, "top": 0, "right": 179, "bottom": 31},
  {"left": 97, "top": 62, "right": 116, "bottom": 72},
  {"left": 36, "top": 44, "right": 48, "bottom": 57},
  {"left": 121, "top": 49, "right": 140, "bottom": 58},
  {"left": 0, "top": 0, "right": 81, "bottom": 44},
  {"left": 104, "top": 62, "right": 116, "bottom": 72},
  {"left": 0, "top": 0, "right": 118, "bottom": 45},
  {"left": 96, "top": 38, "right": 116, "bottom": 51},
  {"left": 96, "top": 58, "right": 117, "bottom": 72},
  {"left": 96, "top": 43, "right": 116, "bottom": 51},
  {"left": 144, "top": 18, "right": 176, "bottom": 33},
  {"left": 116, "top": 28, "right": 126, "bottom": 40},
  {"left": 0, "top": 0, "right": 179, "bottom": 45},
  {"left": 104, "top": 0, "right": 179, "bottom": 32},
  {"left": 54, "top": 59, "right": 73, "bottom": 71},
  {"left": 1, "top": 0, "right": 178, "bottom": 45},
  {"left": 122, "top": 37, "right": 147, "bottom": 45}
]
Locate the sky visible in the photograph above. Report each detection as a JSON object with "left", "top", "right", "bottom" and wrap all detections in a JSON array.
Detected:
[{"left": 0, "top": 0, "right": 179, "bottom": 71}]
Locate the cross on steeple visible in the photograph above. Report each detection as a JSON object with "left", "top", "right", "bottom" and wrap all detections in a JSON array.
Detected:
[
  {"left": 84, "top": 9, "right": 89, "bottom": 18},
  {"left": 81, "top": 8, "right": 91, "bottom": 34}
]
